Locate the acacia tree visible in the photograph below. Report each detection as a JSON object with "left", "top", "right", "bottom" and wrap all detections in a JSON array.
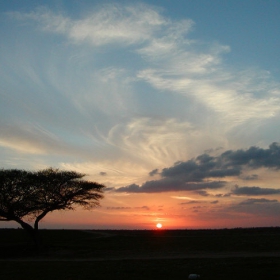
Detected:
[{"left": 0, "top": 168, "right": 105, "bottom": 248}]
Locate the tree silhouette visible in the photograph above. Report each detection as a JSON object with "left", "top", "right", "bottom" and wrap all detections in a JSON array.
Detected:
[{"left": 0, "top": 168, "right": 105, "bottom": 248}]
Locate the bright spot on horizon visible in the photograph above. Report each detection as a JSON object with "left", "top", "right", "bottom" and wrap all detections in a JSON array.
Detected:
[{"left": 156, "top": 223, "right": 162, "bottom": 229}]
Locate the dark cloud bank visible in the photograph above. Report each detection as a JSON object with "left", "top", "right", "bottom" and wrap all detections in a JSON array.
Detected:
[{"left": 115, "top": 142, "right": 280, "bottom": 193}]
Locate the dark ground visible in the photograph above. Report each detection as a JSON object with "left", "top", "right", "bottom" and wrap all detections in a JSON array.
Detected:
[{"left": 0, "top": 227, "right": 280, "bottom": 279}]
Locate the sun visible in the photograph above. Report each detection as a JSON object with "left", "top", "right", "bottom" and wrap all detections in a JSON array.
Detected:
[{"left": 156, "top": 223, "right": 162, "bottom": 229}]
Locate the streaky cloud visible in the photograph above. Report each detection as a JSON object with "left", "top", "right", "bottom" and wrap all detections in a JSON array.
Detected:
[
  {"left": 232, "top": 185, "right": 280, "bottom": 196},
  {"left": 180, "top": 201, "right": 200, "bottom": 205},
  {"left": 241, "top": 174, "right": 259, "bottom": 181},
  {"left": 107, "top": 207, "right": 131, "bottom": 210},
  {"left": 239, "top": 198, "right": 278, "bottom": 205},
  {"left": 116, "top": 180, "right": 225, "bottom": 193},
  {"left": 210, "top": 200, "right": 219, "bottom": 204},
  {"left": 9, "top": 4, "right": 169, "bottom": 46}
]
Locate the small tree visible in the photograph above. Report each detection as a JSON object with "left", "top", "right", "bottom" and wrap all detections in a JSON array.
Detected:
[{"left": 0, "top": 168, "right": 105, "bottom": 248}]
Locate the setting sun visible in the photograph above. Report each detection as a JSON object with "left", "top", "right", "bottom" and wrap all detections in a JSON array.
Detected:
[{"left": 156, "top": 223, "right": 162, "bottom": 229}]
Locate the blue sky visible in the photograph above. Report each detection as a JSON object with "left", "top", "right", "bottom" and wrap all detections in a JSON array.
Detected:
[{"left": 1, "top": 0, "right": 280, "bottom": 229}]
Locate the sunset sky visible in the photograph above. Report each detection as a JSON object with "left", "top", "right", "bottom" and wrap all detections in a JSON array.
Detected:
[{"left": 1, "top": 0, "right": 280, "bottom": 229}]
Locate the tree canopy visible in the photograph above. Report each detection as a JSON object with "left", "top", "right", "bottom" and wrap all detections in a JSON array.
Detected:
[{"left": 0, "top": 168, "right": 105, "bottom": 246}]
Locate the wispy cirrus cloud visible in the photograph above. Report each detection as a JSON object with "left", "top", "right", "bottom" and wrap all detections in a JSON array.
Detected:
[
  {"left": 11, "top": 4, "right": 280, "bottom": 126},
  {"left": 0, "top": 122, "right": 61, "bottom": 154},
  {"left": 9, "top": 4, "right": 168, "bottom": 46},
  {"left": 137, "top": 69, "right": 280, "bottom": 130}
]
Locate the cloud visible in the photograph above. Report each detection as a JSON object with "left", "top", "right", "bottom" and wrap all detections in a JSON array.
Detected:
[
  {"left": 104, "top": 117, "right": 197, "bottom": 167},
  {"left": 116, "top": 142, "right": 280, "bottom": 193},
  {"left": 239, "top": 198, "right": 278, "bottom": 205},
  {"left": 115, "top": 180, "right": 225, "bottom": 193},
  {"left": 149, "top": 169, "right": 158, "bottom": 176},
  {"left": 106, "top": 205, "right": 149, "bottom": 210},
  {"left": 221, "top": 142, "right": 280, "bottom": 169},
  {"left": 241, "top": 174, "right": 259, "bottom": 180},
  {"left": 215, "top": 193, "right": 231, "bottom": 198},
  {"left": 181, "top": 199, "right": 218, "bottom": 206},
  {"left": 138, "top": 69, "right": 280, "bottom": 131},
  {"left": 161, "top": 142, "right": 280, "bottom": 182},
  {"left": 210, "top": 200, "right": 219, "bottom": 204},
  {"left": 107, "top": 207, "right": 131, "bottom": 210},
  {"left": 196, "top": 190, "right": 210, "bottom": 197},
  {"left": 223, "top": 198, "right": 280, "bottom": 218},
  {"left": 0, "top": 123, "right": 62, "bottom": 154},
  {"left": 138, "top": 61, "right": 280, "bottom": 131},
  {"left": 135, "top": 206, "right": 150, "bottom": 210},
  {"left": 180, "top": 201, "right": 200, "bottom": 205},
  {"left": 232, "top": 185, "right": 280, "bottom": 196},
  {"left": 9, "top": 4, "right": 170, "bottom": 46},
  {"left": 161, "top": 156, "right": 241, "bottom": 182}
]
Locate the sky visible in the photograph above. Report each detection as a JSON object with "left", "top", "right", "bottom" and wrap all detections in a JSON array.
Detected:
[{"left": 1, "top": 0, "right": 280, "bottom": 230}]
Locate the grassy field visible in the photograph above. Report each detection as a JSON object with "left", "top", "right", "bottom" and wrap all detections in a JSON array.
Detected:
[{"left": 0, "top": 228, "right": 280, "bottom": 279}]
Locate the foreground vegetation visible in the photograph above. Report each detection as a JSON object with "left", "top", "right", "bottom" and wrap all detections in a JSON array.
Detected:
[{"left": 0, "top": 228, "right": 280, "bottom": 279}]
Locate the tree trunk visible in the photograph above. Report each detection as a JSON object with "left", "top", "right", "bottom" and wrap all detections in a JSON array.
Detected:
[
  {"left": 34, "top": 210, "right": 49, "bottom": 231},
  {"left": 14, "top": 217, "right": 42, "bottom": 251}
]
